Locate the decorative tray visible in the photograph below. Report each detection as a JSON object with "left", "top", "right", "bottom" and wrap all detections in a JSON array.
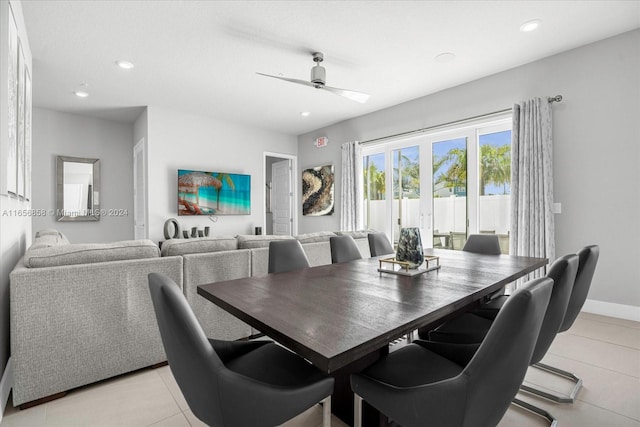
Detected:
[{"left": 377, "top": 255, "right": 441, "bottom": 276}]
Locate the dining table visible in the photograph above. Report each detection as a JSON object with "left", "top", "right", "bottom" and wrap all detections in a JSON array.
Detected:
[{"left": 197, "top": 248, "right": 547, "bottom": 425}]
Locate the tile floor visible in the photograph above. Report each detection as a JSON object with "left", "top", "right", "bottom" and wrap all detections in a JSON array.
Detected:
[{"left": 1, "top": 312, "right": 639, "bottom": 426}]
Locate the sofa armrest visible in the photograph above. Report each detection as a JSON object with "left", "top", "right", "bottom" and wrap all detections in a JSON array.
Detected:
[{"left": 10, "top": 256, "right": 183, "bottom": 406}]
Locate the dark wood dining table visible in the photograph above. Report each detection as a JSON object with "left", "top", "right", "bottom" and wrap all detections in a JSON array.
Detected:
[{"left": 198, "top": 248, "right": 547, "bottom": 425}]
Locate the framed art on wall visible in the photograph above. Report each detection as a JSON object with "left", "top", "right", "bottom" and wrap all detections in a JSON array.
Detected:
[
  {"left": 17, "top": 41, "right": 26, "bottom": 199},
  {"left": 24, "top": 67, "right": 32, "bottom": 201},
  {"left": 302, "top": 164, "right": 334, "bottom": 216},
  {"left": 5, "top": 10, "right": 18, "bottom": 196}
]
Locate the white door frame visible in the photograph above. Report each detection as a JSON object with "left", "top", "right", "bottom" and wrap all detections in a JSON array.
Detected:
[
  {"left": 264, "top": 152, "right": 297, "bottom": 235},
  {"left": 133, "top": 138, "right": 148, "bottom": 239}
]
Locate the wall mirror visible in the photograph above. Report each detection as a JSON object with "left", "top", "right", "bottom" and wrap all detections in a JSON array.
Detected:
[{"left": 56, "top": 155, "right": 100, "bottom": 221}]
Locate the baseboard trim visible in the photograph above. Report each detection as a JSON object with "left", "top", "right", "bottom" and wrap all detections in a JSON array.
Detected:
[
  {"left": 0, "top": 357, "right": 13, "bottom": 423},
  {"left": 582, "top": 299, "right": 640, "bottom": 322}
]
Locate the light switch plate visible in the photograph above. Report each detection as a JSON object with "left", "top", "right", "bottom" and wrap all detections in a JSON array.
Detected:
[{"left": 553, "top": 202, "right": 562, "bottom": 214}]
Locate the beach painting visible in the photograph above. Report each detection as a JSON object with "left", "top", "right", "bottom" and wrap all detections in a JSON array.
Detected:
[{"left": 178, "top": 169, "right": 251, "bottom": 215}]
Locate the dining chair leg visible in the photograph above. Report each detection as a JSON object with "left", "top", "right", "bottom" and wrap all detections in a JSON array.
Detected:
[
  {"left": 520, "top": 362, "right": 582, "bottom": 403},
  {"left": 513, "top": 397, "right": 558, "bottom": 427},
  {"left": 321, "top": 396, "right": 331, "bottom": 427},
  {"left": 354, "top": 393, "right": 363, "bottom": 427}
]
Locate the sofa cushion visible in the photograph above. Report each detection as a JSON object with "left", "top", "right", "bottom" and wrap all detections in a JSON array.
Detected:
[
  {"left": 161, "top": 236, "right": 238, "bottom": 257},
  {"left": 295, "top": 231, "right": 336, "bottom": 244},
  {"left": 236, "top": 234, "right": 294, "bottom": 249},
  {"left": 24, "top": 239, "right": 160, "bottom": 268}
]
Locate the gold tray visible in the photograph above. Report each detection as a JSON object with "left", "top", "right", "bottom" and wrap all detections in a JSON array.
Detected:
[{"left": 377, "top": 255, "right": 441, "bottom": 276}]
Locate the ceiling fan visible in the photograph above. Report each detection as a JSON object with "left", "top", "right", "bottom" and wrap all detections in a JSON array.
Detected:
[{"left": 257, "top": 52, "right": 370, "bottom": 103}]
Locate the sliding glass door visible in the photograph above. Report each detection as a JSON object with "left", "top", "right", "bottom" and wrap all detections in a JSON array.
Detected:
[
  {"left": 392, "top": 145, "right": 420, "bottom": 243},
  {"left": 362, "top": 115, "right": 511, "bottom": 252},
  {"left": 431, "top": 137, "right": 468, "bottom": 249}
]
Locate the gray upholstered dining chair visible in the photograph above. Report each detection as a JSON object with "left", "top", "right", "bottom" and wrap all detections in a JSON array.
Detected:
[
  {"left": 367, "top": 232, "right": 395, "bottom": 257},
  {"left": 330, "top": 235, "right": 363, "bottom": 263},
  {"left": 522, "top": 245, "right": 600, "bottom": 404},
  {"left": 462, "top": 234, "right": 502, "bottom": 255},
  {"left": 268, "top": 240, "right": 310, "bottom": 274},
  {"left": 350, "top": 277, "right": 553, "bottom": 427},
  {"left": 148, "top": 273, "right": 334, "bottom": 427},
  {"left": 425, "top": 254, "right": 579, "bottom": 426},
  {"left": 469, "top": 245, "right": 599, "bottom": 404}
]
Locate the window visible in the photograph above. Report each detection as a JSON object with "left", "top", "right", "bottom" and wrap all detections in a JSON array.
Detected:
[{"left": 362, "top": 115, "right": 512, "bottom": 252}]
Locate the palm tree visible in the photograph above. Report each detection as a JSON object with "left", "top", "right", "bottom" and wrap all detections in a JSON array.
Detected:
[
  {"left": 363, "top": 163, "right": 385, "bottom": 200},
  {"left": 393, "top": 150, "right": 420, "bottom": 198},
  {"left": 443, "top": 148, "right": 467, "bottom": 193},
  {"left": 479, "top": 144, "right": 511, "bottom": 195},
  {"left": 213, "top": 173, "right": 235, "bottom": 210},
  {"left": 494, "top": 145, "right": 511, "bottom": 194}
]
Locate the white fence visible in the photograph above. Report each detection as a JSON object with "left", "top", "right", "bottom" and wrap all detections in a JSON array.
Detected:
[{"left": 364, "top": 194, "right": 510, "bottom": 240}]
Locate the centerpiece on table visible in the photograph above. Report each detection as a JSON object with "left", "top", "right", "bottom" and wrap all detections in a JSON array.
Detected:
[{"left": 378, "top": 227, "right": 440, "bottom": 276}]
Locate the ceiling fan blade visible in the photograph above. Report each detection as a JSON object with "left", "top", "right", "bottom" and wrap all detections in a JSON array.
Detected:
[
  {"left": 323, "top": 85, "right": 370, "bottom": 103},
  {"left": 256, "top": 72, "right": 315, "bottom": 88}
]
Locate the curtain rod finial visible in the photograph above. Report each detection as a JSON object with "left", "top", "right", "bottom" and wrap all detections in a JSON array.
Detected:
[{"left": 548, "top": 95, "right": 563, "bottom": 103}]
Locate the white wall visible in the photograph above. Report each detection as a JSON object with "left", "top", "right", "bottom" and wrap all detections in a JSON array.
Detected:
[
  {"left": 31, "top": 108, "right": 135, "bottom": 243},
  {"left": 297, "top": 30, "right": 640, "bottom": 310},
  {"left": 0, "top": 0, "right": 31, "bottom": 412},
  {"left": 146, "top": 106, "right": 297, "bottom": 243}
]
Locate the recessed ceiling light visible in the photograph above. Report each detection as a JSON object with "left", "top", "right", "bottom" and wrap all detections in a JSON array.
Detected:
[
  {"left": 300, "top": 111, "right": 311, "bottom": 117},
  {"left": 435, "top": 52, "right": 456, "bottom": 63},
  {"left": 74, "top": 91, "right": 89, "bottom": 98},
  {"left": 520, "top": 19, "right": 541, "bottom": 32},
  {"left": 116, "top": 60, "right": 135, "bottom": 69}
]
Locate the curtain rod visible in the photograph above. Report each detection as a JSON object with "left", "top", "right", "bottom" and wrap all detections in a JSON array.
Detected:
[{"left": 359, "top": 95, "right": 563, "bottom": 146}]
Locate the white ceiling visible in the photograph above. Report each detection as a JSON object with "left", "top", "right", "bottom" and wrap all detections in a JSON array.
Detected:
[{"left": 21, "top": 0, "right": 640, "bottom": 135}]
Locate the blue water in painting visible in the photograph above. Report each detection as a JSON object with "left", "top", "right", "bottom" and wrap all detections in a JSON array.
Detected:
[{"left": 178, "top": 170, "right": 251, "bottom": 215}]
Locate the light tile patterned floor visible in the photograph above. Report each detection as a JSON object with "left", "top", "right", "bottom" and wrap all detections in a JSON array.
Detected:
[{"left": 1, "top": 312, "right": 638, "bottom": 426}]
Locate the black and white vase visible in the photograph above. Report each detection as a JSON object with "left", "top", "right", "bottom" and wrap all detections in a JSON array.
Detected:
[{"left": 396, "top": 227, "right": 424, "bottom": 269}]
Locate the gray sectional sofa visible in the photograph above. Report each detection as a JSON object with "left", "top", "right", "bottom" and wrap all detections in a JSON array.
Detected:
[{"left": 10, "top": 229, "right": 372, "bottom": 407}]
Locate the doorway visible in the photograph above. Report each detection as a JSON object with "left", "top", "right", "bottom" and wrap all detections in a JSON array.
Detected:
[{"left": 264, "top": 152, "right": 297, "bottom": 235}]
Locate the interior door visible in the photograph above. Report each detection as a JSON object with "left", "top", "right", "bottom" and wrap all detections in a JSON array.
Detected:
[
  {"left": 133, "top": 138, "right": 147, "bottom": 239},
  {"left": 272, "top": 159, "right": 292, "bottom": 235}
]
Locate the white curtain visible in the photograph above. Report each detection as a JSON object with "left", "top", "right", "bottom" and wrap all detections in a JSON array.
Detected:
[
  {"left": 340, "top": 141, "right": 363, "bottom": 231},
  {"left": 510, "top": 98, "right": 555, "bottom": 274}
]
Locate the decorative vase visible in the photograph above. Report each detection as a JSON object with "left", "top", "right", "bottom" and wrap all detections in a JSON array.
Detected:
[{"left": 396, "top": 227, "right": 424, "bottom": 269}]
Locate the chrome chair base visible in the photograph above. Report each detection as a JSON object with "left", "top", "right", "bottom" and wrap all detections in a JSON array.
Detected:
[
  {"left": 354, "top": 393, "right": 363, "bottom": 427},
  {"left": 521, "top": 362, "right": 583, "bottom": 403},
  {"left": 321, "top": 396, "right": 331, "bottom": 427},
  {"left": 513, "top": 397, "right": 558, "bottom": 427}
]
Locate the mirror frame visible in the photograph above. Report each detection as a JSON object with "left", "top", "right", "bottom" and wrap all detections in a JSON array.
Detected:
[{"left": 56, "top": 155, "right": 101, "bottom": 222}]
